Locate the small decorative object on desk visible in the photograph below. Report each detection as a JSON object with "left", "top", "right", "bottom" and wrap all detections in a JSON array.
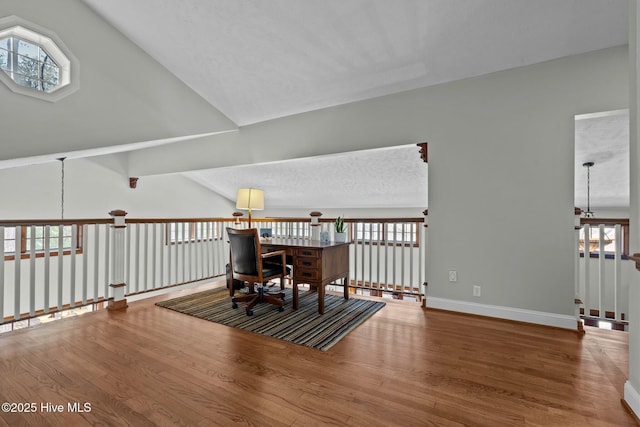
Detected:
[
  {"left": 260, "top": 228, "right": 272, "bottom": 241},
  {"left": 334, "top": 216, "right": 347, "bottom": 243},
  {"left": 320, "top": 231, "right": 329, "bottom": 242}
]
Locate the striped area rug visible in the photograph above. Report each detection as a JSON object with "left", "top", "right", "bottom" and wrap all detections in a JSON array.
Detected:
[{"left": 156, "top": 287, "right": 385, "bottom": 351}]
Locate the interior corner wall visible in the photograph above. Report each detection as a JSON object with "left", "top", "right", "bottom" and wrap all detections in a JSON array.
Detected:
[{"left": 0, "top": 159, "right": 234, "bottom": 219}]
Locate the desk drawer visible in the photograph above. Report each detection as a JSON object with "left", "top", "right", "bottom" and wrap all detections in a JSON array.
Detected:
[
  {"left": 294, "top": 268, "right": 320, "bottom": 281},
  {"left": 295, "top": 257, "right": 319, "bottom": 269},
  {"left": 295, "top": 248, "right": 320, "bottom": 258}
]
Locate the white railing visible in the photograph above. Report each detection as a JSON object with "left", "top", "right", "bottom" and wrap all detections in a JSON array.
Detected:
[
  {"left": 1, "top": 213, "right": 428, "bottom": 326},
  {"left": 248, "top": 214, "right": 428, "bottom": 301},
  {"left": 575, "top": 213, "right": 630, "bottom": 329}
]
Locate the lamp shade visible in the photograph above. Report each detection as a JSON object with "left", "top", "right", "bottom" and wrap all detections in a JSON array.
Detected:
[{"left": 236, "top": 188, "right": 264, "bottom": 211}]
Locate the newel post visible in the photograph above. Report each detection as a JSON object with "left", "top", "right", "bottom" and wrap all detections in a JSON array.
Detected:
[
  {"left": 310, "top": 211, "right": 322, "bottom": 240},
  {"left": 107, "top": 209, "right": 128, "bottom": 311},
  {"left": 422, "top": 209, "right": 428, "bottom": 308},
  {"left": 574, "top": 207, "right": 585, "bottom": 336}
]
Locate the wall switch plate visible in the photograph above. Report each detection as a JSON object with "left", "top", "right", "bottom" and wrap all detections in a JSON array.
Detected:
[
  {"left": 448, "top": 270, "right": 457, "bottom": 282},
  {"left": 473, "top": 285, "right": 481, "bottom": 297}
]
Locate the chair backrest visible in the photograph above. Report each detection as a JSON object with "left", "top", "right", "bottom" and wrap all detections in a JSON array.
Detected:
[{"left": 227, "top": 228, "right": 260, "bottom": 276}]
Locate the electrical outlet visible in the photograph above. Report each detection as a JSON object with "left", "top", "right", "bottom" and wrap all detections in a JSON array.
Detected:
[
  {"left": 473, "top": 285, "right": 481, "bottom": 297},
  {"left": 448, "top": 270, "right": 457, "bottom": 282}
]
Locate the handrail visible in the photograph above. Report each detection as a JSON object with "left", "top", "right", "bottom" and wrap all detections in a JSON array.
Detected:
[
  {"left": 1, "top": 216, "right": 426, "bottom": 225},
  {"left": 1, "top": 214, "right": 428, "bottom": 328}
]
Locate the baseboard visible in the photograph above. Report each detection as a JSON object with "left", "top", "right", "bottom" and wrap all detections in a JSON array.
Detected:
[
  {"left": 624, "top": 381, "right": 640, "bottom": 422},
  {"left": 426, "top": 297, "right": 576, "bottom": 329}
]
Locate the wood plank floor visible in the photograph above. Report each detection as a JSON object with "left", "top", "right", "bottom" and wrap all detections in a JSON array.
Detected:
[{"left": 0, "top": 282, "right": 636, "bottom": 426}]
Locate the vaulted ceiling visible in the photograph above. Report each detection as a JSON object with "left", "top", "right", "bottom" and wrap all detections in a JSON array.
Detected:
[{"left": 79, "top": 0, "right": 628, "bottom": 209}]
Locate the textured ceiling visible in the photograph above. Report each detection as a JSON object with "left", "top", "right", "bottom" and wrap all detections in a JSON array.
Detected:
[
  {"left": 83, "top": 0, "right": 627, "bottom": 126},
  {"left": 79, "top": 0, "right": 629, "bottom": 209},
  {"left": 575, "top": 110, "right": 629, "bottom": 211},
  {"left": 185, "top": 145, "right": 428, "bottom": 209}
]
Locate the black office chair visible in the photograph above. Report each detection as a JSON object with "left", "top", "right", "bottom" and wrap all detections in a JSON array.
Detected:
[{"left": 226, "top": 227, "right": 287, "bottom": 316}]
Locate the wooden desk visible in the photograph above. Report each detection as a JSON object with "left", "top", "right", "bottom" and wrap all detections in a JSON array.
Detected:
[{"left": 262, "top": 238, "right": 350, "bottom": 314}]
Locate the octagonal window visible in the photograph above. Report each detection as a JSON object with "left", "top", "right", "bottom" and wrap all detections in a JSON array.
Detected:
[
  {"left": 0, "top": 16, "right": 78, "bottom": 102},
  {"left": 0, "top": 36, "right": 61, "bottom": 92}
]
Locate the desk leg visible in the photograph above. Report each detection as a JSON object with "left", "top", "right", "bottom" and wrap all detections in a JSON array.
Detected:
[
  {"left": 292, "top": 279, "right": 299, "bottom": 310},
  {"left": 343, "top": 276, "right": 349, "bottom": 300},
  {"left": 318, "top": 285, "right": 325, "bottom": 315}
]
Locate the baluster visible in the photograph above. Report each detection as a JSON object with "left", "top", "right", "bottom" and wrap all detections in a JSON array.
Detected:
[
  {"left": 409, "top": 223, "right": 414, "bottom": 295},
  {"left": 93, "top": 224, "right": 100, "bottom": 302},
  {"left": 29, "top": 225, "right": 36, "bottom": 316},
  {"left": 150, "top": 223, "right": 156, "bottom": 289},
  {"left": 133, "top": 223, "right": 141, "bottom": 292},
  {"left": 159, "top": 223, "right": 165, "bottom": 287},
  {"left": 401, "top": 223, "right": 406, "bottom": 297},
  {"left": 57, "top": 224, "right": 64, "bottom": 311},
  {"left": 368, "top": 222, "right": 373, "bottom": 292},
  {"left": 14, "top": 226, "right": 21, "bottom": 320},
  {"left": 392, "top": 223, "right": 397, "bottom": 293},
  {"left": 82, "top": 224, "right": 88, "bottom": 305},
  {"left": 598, "top": 224, "right": 605, "bottom": 318},
  {"left": 125, "top": 223, "right": 131, "bottom": 293},
  {"left": 583, "top": 224, "right": 591, "bottom": 317},
  {"left": 70, "top": 224, "right": 77, "bottom": 308},
  {"left": 614, "top": 224, "right": 622, "bottom": 322},
  {"left": 143, "top": 223, "right": 149, "bottom": 291},
  {"left": 168, "top": 223, "right": 174, "bottom": 285},
  {"left": 181, "top": 222, "right": 186, "bottom": 283}
]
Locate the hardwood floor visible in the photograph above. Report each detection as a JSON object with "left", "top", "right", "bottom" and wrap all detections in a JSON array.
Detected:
[{"left": 0, "top": 282, "right": 636, "bottom": 426}]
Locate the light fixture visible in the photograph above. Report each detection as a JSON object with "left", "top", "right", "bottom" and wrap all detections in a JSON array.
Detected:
[
  {"left": 579, "top": 161, "right": 612, "bottom": 252},
  {"left": 236, "top": 188, "right": 264, "bottom": 228},
  {"left": 582, "top": 161, "right": 595, "bottom": 218},
  {"left": 57, "top": 157, "right": 66, "bottom": 220}
]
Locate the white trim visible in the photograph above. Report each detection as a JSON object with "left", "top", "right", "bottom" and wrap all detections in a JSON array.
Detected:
[
  {"left": 426, "top": 297, "right": 576, "bottom": 329},
  {"left": 625, "top": 381, "right": 640, "bottom": 420},
  {"left": 575, "top": 109, "right": 628, "bottom": 120}
]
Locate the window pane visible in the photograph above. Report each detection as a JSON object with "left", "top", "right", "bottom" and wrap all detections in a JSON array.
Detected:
[
  {"left": 25, "top": 225, "right": 74, "bottom": 251},
  {"left": 4, "top": 227, "right": 17, "bottom": 253},
  {"left": 42, "top": 62, "right": 59, "bottom": 84},
  {"left": 16, "top": 54, "right": 39, "bottom": 78},
  {"left": 0, "top": 46, "right": 8, "bottom": 71},
  {"left": 16, "top": 38, "right": 40, "bottom": 60}
]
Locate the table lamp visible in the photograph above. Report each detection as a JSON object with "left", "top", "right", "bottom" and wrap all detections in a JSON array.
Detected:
[{"left": 236, "top": 188, "right": 264, "bottom": 228}]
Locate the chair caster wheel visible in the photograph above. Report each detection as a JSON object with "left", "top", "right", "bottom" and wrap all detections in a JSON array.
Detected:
[
  {"left": 246, "top": 310, "right": 253, "bottom": 316},
  {"left": 278, "top": 306, "right": 284, "bottom": 312},
  {"left": 232, "top": 302, "right": 238, "bottom": 309}
]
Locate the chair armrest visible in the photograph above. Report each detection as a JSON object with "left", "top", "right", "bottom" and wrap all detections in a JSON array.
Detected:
[
  {"left": 262, "top": 250, "right": 286, "bottom": 261},
  {"left": 262, "top": 250, "right": 286, "bottom": 272}
]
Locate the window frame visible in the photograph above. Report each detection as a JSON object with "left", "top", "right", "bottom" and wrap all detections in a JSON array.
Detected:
[
  {"left": 0, "top": 15, "right": 79, "bottom": 102},
  {"left": 3, "top": 224, "right": 83, "bottom": 261},
  {"left": 166, "top": 222, "right": 222, "bottom": 245},
  {"left": 353, "top": 221, "right": 421, "bottom": 248}
]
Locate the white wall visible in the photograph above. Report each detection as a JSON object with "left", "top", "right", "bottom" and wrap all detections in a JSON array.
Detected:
[{"left": 0, "top": 158, "right": 234, "bottom": 219}]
